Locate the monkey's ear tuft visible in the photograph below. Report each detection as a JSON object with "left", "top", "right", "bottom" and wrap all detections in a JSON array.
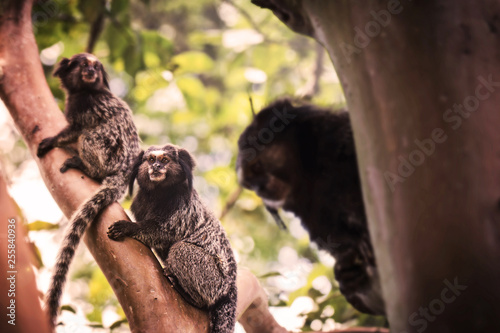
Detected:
[
  {"left": 53, "top": 58, "right": 71, "bottom": 77},
  {"left": 129, "top": 150, "right": 144, "bottom": 197},
  {"left": 178, "top": 148, "right": 195, "bottom": 191},
  {"left": 275, "top": 97, "right": 293, "bottom": 110},
  {"left": 101, "top": 64, "right": 110, "bottom": 89}
]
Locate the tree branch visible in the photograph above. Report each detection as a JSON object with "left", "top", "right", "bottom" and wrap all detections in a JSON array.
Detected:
[
  {"left": 300, "top": 41, "right": 325, "bottom": 100},
  {"left": 85, "top": 0, "right": 106, "bottom": 54},
  {"left": 223, "top": 0, "right": 285, "bottom": 44},
  {"left": 219, "top": 186, "right": 243, "bottom": 220}
]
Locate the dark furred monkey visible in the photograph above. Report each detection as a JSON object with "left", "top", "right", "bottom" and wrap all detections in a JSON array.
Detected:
[
  {"left": 37, "top": 53, "right": 140, "bottom": 326},
  {"left": 107, "top": 144, "right": 237, "bottom": 333},
  {"left": 237, "top": 99, "right": 385, "bottom": 315}
]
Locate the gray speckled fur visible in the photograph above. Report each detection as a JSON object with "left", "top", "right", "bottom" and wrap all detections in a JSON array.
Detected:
[
  {"left": 108, "top": 144, "right": 237, "bottom": 333},
  {"left": 38, "top": 53, "right": 140, "bottom": 326}
]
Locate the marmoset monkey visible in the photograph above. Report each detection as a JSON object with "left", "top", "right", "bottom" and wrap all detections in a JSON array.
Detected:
[
  {"left": 107, "top": 144, "right": 237, "bottom": 333},
  {"left": 37, "top": 53, "right": 140, "bottom": 326},
  {"left": 237, "top": 99, "right": 385, "bottom": 315}
]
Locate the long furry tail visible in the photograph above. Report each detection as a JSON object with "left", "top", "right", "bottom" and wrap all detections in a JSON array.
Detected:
[
  {"left": 209, "top": 283, "right": 237, "bottom": 333},
  {"left": 45, "top": 176, "right": 125, "bottom": 326}
]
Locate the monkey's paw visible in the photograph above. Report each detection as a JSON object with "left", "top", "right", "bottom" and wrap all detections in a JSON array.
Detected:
[
  {"left": 60, "top": 164, "right": 70, "bottom": 173},
  {"left": 107, "top": 220, "right": 133, "bottom": 241},
  {"left": 37, "top": 137, "right": 54, "bottom": 158}
]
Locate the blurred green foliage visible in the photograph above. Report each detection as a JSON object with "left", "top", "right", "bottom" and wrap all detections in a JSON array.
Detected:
[{"left": 28, "top": 0, "right": 385, "bottom": 330}]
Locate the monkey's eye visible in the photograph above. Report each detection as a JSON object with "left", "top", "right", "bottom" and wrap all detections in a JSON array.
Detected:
[
  {"left": 148, "top": 157, "right": 155, "bottom": 163},
  {"left": 161, "top": 157, "right": 168, "bottom": 163}
]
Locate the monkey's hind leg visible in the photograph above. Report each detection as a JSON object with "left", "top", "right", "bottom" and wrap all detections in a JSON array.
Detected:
[
  {"left": 163, "top": 268, "right": 204, "bottom": 309},
  {"left": 165, "top": 242, "right": 234, "bottom": 319}
]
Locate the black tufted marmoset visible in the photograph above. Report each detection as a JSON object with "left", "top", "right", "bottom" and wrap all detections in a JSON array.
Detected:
[
  {"left": 236, "top": 99, "right": 385, "bottom": 315},
  {"left": 37, "top": 53, "right": 141, "bottom": 326},
  {"left": 107, "top": 144, "right": 238, "bottom": 333}
]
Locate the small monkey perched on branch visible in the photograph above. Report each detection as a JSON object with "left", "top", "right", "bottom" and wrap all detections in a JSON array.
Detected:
[
  {"left": 108, "top": 144, "right": 238, "bottom": 333},
  {"left": 37, "top": 53, "right": 141, "bottom": 326}
]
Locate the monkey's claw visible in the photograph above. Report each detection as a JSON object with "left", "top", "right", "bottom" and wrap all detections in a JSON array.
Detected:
[
  {"left": 107, "top": 221, "right": 131, "bottom": 241},
  {"left": 37, "top": 137, "right": 54, "bottom": 158}
]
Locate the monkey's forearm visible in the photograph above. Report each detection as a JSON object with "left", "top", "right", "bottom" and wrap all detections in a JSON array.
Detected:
[
  {"left": 107, "top": 220, "right": 159, "bottom": 247},
  {"left": 37, "top": 126, "right": 80, "bottom": 157},
  {"left": 51, "top": 125, "right": 81, "bottom": 147}
]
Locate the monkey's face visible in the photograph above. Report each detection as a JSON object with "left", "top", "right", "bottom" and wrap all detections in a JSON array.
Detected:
[
  {"left": 54, "top": 53, "right": 109, "bottom": 92},
  {"left": 145, "top": 150, "right": 171, "bottom": 182},
  {"left": 237, "top": 135, "right": 295, "bottom": 210},
  {"left": 135, "top": 145, "right": 195, "bottom": 192}
]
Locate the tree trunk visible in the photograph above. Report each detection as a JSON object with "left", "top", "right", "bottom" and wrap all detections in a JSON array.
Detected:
[
  {"left": 252, "top": 1, "right": 500, "bottom": 332},
  {"left": 0, "top": 170, "right": 52, "bottom": 333}
]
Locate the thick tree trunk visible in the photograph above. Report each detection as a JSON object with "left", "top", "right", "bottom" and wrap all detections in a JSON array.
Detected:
[
  {"left": 252, "top": 1, "right": 500, "bottom": 332},
  {"left": 0, "top": 171, "right": 52, "bottom": 333}
]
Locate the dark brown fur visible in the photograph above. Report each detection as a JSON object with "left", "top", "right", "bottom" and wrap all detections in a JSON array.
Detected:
[
  {"left": 237, "top": 99, "right": 385, "bottom": 315},
  {"left": 37, "top": 53, "right": 140, "bottom": 326},
  {"left": 107, "top": 144, "right": 237, "bottom": 333}
]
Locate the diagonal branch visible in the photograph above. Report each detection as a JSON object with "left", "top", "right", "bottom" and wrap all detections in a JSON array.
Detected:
[
  {"left": 85, "top": 0, "right": 106, "bottom": 54},
  {"left": 0, "top": 0, "right": 209, "bottom": 331}
]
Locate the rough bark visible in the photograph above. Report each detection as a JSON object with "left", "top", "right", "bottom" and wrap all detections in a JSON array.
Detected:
[{"left": 252, "top": 1, "right": 500, "bottom": 332}]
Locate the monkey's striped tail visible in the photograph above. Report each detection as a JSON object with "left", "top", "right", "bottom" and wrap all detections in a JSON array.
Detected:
[
  {"left": 209, "top": 283, "right": 237, "bottom": 333},
  {"left": 45, "top": 180, "right": 124, "bottom": 327}
]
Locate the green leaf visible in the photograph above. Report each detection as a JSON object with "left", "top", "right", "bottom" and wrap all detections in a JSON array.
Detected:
[
  {"left": 78, "top": 0, "right": 105, "bottom": 23},
  {"left": 258, "top": 271, "right": 282, "bottom": 279},
  {"left": 88, "top": 323, "right": 104, "bottom": 328},
  {"left": 27, "top": 221, "right": 59, "bottom": 231},
  {"left": 110, "top": 0, "right": 130, "bottom": 16},
  {"left": 61, "top": 305, "right": 76, "bottom": 313},
  {"left": 123, "top": 40, "right": 144, "bottom": 76},
  {"left": 110, "top": 318, "right": 128, "bottom": 330},
  {"left": 87, "top": 269, "right": 114, "bottom": 323},
  {"left": 28, "top": 242, "right": 44, "bottom": 268},
  {"left": 141, "top": 30, "right": 174, "bottom": 66},
  {"left": 171, "top": 51, "right": 214, "bottom": 75}
]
